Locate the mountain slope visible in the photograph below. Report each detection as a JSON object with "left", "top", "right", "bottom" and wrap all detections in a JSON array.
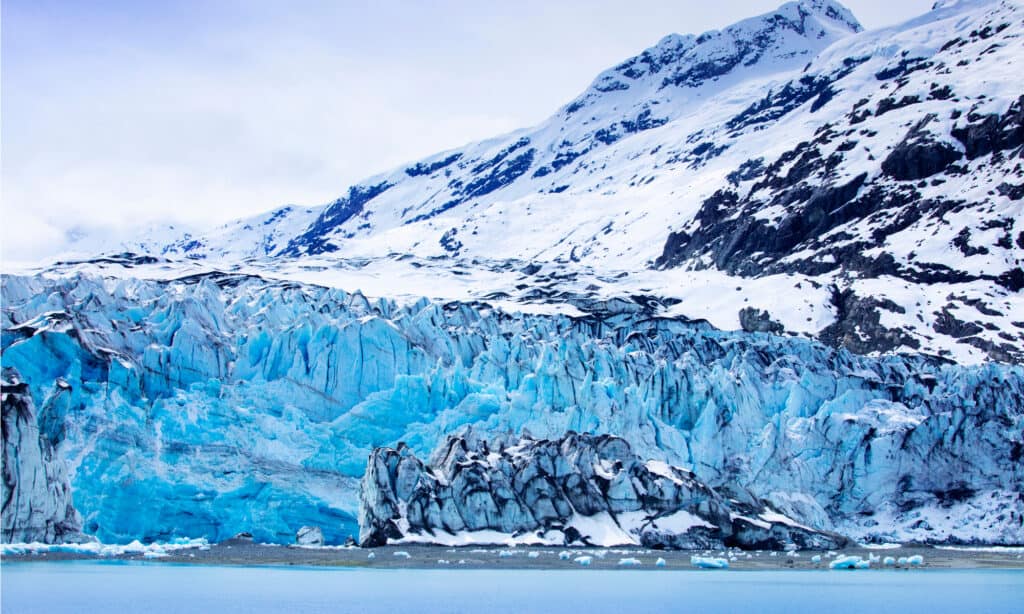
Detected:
[{"left": 79, "top": 0, "right": 1024, "bottom": 366}]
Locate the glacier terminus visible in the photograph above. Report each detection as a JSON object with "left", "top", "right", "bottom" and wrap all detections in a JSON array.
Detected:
[{"left": 2, "top": 0, "right": 1023, "bottom": 551}]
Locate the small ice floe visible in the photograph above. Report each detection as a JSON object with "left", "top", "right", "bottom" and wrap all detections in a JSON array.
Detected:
[
  {"left": 906, "top": 555, "right": 924, "bottom": 566},
  {"left": 690, "top": 556, "right": 729, "bottom": 569},
  {"left": 498, "top": 550, "right": 515, "bottom": 558},
  {"left": 811, "top": 555, "right": 822, "bottom": 563},
  {"left": 618, "top": 558, "right": 641, "bottom": 566},
  {"left": 868, "top": 553, "right": 881, "bottom": 563},
  {"left": 528, "top": 551, "right": 540, "bottom": 559},
  {"left": 367, "top": 552, "right": 376, "bottom": 559},
  {"left": 593, "top": 549, "right": 608, "bottom": 559},
  {"left": 558, "top": 551, "right": 572, "bottom": 561},
  {"left": 656, "top": 558, "right": 667, "bottom": 567},
  {"left": 883, "top": 556, "right": 896, "bottom": 566},
  {"left": 142, "top": 551, "right": 167, "bottom": 559},
  {"left": 574, "top": 556, "right": 593, "bottom": 566},
  {"left": 830, "top": 555, "right": 870, "bottom": 570},
  {"left": 393, "top": 551, "right": 411, "bottom": 559},
  {"left": 437, "top": 559, "right": 450, "bottom": 565},
  {"left": 458, "top": 560, "right": 466, "bottom": 565},
  {"left": 827, "top": 551, "right": 837, "bottom": 557},
  {"left": 897, "top": 557, "right": 908, "bottom": 565}
]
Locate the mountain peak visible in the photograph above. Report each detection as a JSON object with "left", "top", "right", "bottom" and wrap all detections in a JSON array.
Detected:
[{"left": 582, "top": 0, "right": 861, "bottom": 99}]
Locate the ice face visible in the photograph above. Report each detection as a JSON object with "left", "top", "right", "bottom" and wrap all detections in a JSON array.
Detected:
[
  {"left": 1, "top": 368, "right": 89, "bottom": 544},
  {"left": 1, "top": 272, "right": 1022, "bottom": 544}
]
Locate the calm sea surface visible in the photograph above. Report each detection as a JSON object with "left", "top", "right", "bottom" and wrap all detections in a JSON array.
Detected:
[{"left": 2, "top": 562, "right": 1022, "bottom": 613}]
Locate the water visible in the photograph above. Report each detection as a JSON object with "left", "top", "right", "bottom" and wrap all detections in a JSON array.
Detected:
[{"left": 2, "top": 562, "right": 1022, "bottom": 613}]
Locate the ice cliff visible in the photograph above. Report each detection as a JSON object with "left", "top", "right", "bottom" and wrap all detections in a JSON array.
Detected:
[
  {"left": 1, "top": 272, "right": 1021, "bottom": 545},
  {"left": 359, "top": 431, "right": 848, "bottom": 549},
  {"left": 2, "top": 368, "right": 88, "bottom": 543}
]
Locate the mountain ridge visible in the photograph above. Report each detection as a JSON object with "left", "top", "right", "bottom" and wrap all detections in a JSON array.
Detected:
[{"left": 17, "top": 0, "right": 1024, "bottom": 368}]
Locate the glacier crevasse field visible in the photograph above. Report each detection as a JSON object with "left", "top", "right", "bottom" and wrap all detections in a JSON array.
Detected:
[{"left": 2, "top": 272, "right": 1021, "bottom": 544}]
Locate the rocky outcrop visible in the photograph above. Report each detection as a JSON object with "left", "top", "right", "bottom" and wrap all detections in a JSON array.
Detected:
[
  {"left": 359, "top": 431, "right": 848, "bottom": 550},
  {"left": 1, "top": 368, "right": 87, "bottom": 544}
]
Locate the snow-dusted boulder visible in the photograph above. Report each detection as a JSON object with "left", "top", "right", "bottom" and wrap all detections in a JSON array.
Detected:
[
  {"left": 296, "top": 526, "right": 324, "bottom": 546},
  {"left": 358, "top": 431, "right": 847, "bottom": 550}
]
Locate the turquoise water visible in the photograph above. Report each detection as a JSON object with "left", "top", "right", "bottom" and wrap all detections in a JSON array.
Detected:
[{"left": 2, "top": 562, "right": 1022, "bottom": 613}]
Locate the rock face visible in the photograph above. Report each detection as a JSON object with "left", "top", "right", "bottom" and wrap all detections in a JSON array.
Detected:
[
  {"left": 2, "top": 272, "right": 1022, "bottom": 545},
  {"left": 2, "top": 368, "right": 87, "bottom": 543},
  {"left": 295, "top": 525, "right": 324, "bottom": 546},
  {"left": 359, "top": 431, "right": 847, "bottom": 550}
]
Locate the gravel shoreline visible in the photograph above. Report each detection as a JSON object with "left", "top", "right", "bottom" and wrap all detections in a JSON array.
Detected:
[{"left": 4, "top": 540, "right": 1024, "bottom": 570}]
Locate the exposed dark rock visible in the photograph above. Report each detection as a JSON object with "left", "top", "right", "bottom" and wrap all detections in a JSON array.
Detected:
[
  {"left": 881, "top": 116, "right": 963, "bottom": 181},
  {"left": 405, "top": 153, "right": 462, "bottom": 177},
  {"left": 359, "top": 431, "right": 847, "bottom": 550},
  {"left": 933, "top": 307, "right": 984, "bottom": 339},
  {"left": 818, "top": 288, "right": 920, "bottom": 354},
  {"left": 283, "top": 182, "right": 393, "bottom": 256},
  {"left": 951, "top": 95, "right": 1024, "bottom": 159},
  {"left": 2, "top": 368, "right": 89, "bottom": 544},
  {"left": 739, "top": 307, "right": 785, "bottom": 334}
]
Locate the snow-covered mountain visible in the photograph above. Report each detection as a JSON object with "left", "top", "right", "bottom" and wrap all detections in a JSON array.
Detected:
[
  {"left": 73, "top": 0, "right": 1024, "bottom": 365},
  {"left": 3, "top": 0, "right": 1023, "bottom": 548}
]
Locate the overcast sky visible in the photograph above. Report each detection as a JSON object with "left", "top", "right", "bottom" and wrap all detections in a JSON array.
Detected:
[{"left": 2, "top": 0, "right": 935, "bottom": 262}]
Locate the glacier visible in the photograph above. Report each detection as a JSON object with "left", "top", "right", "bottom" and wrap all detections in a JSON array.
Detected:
[{"left": 2, "top": 272, "right": 1022, "bottom": 545}]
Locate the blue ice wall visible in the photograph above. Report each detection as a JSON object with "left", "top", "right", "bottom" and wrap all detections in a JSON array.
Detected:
[{"left": 2, "top": 273, "right": 1022, "bottom": 544}]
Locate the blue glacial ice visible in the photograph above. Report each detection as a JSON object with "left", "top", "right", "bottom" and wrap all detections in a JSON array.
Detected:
[{"left": 1, "top": 272, "right": 1022, "bottom": 544}]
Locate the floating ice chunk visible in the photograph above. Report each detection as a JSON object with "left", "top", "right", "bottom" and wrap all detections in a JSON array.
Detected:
[
  {"left": 558, "top": 551, "right": 572, "bottom": 560},
  {"left": 528, "top": 551, "right": 540, "bottom": 559},
  {"left": 656, "top": 558, "right": 667, "bottom": 567},
  {"left": 883, "top": 556, "right": 896, "bottom": 566},
  {"left": 897, "top": 557, "right": 908, "bottom": 565},
  {"left": 574, "top": 556, "right": 593, "bottom": 566},
  {"left": 690, "top": 556, "right": 729, "bottom": 569},
  {"left": 498, "top": 550, "right": 515, "bottom": 558},
  {"left": 811, "top": 555, "right": 822, "bottom": 563},
  {"left": 367, "top": 552, "right": 376, "bottom": 559},
  {"left": 868, "top": 553, "right": 880, "bottom": 563},
  {"left": 907, "top": 555, "right": 924, "bottom": 566},
  {"left": 861, "top": 543, "right": 902, "bottom": 550},
  {"left": 830, "top": 555, "right": 870, "bottom": 570},
  {"left": 393, "top": 551, "right": 411, "bottom": 559},
  {"left": 618, "top": 558, "right": 641, "bottom": 566}
]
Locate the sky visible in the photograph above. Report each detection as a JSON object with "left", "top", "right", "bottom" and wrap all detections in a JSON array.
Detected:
[{"left": 2, "top": 0, "right": 935, "bottom": 262}]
